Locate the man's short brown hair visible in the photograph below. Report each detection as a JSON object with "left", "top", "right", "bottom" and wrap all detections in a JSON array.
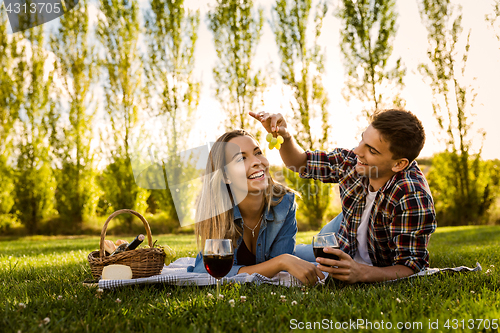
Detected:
[{"left": 370, "top": 109, "right": 425, "bottom": 162}]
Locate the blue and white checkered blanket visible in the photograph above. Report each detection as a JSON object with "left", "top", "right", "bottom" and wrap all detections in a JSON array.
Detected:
[
  {"left": 97, "top": 258, "right": 482, "bottom": 289},
  {"left": 98, "top": 257, "right": 329, "bottom": 289}
]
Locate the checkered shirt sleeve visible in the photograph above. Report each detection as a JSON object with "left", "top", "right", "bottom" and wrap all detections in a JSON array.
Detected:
[
  {"left": 299, "top": 149, "right": 356, "bottom": 183},
  {"left": 391, "top": 191, "right": 436, "bottom": 271}
]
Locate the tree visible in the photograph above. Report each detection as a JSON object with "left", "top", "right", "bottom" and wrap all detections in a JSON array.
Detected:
[
  {"left": 208, "top": 0, "right": 266, "bottom": 135},
  {"left": 271, "top": 0, "right": 331, "bottom": 229},
  {"left": 486, "top": 0, "right": 500, "bottom": 42},
  {"left": 0, "top": 13, "right": 23, "bottom": 230},
  {"left": 13, "top": 26, "right": 56, "bottom": 234},
  {"left": 336, "top": 0, "right": 405, "bottom": 118},
  {"left": 418, "top": 0, "right": 497, "bottom": 225},
  {"left": 143, "top": 0, "right": 200, "bottom": 220},
  {"left": 0, "top": 12, "right": 22, "bottom": 154},
  {"left": 427, "top": 152, "right": 500, "bottom": 225},
  {"left": 48, "top": 0, "right": 99, "bottom": 230},
  {"left": 97, "top": 0, "right": 149, "bottom": 228}
]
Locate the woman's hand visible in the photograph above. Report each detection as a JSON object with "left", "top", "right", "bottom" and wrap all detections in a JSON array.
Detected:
[
  {"left": 278, "top": 254, "right": 325, "bottom": 286},
  {"left": 249, "top": 111, "right": 290, "bottom": 140},
  {"left": 237, "top": 254, "right": 325, "bottom": 286}
]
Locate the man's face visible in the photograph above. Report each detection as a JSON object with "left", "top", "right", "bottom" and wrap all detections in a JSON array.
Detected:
[{"left": 352, "top": 125, "right": 399, "bottom": 181}]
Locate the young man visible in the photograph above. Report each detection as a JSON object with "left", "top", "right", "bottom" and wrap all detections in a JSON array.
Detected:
[{"left": 249, "top": 109, "right": 437, "bottom": 283}]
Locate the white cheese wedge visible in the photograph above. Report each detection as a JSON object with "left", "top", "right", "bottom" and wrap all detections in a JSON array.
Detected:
[{"left": 102, "top": 264, "right": 133, "bottom": 280}]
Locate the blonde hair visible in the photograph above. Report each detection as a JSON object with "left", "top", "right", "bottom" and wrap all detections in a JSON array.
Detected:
[{"left": 194, "top": 129, "right": 296, "bottom": 250}]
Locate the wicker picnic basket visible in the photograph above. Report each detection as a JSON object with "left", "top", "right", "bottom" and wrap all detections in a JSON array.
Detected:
[{"left": 87, "top": 209, "right": 166, "bottom": 279}]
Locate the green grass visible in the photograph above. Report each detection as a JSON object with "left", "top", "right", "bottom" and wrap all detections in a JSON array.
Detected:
[{"left": 1, "top": 227, "right": 499, "bottom": 332}]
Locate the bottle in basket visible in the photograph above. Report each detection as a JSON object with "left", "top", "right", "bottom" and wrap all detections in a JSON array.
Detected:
[
  {"left": 126, "top": 234, "right": 145, "bottom": 250},
  {"left": 110, "top": 234, "right": 145, "bottom": 256}
]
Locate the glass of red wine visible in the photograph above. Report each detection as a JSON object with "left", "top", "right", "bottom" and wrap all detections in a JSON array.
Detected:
[
  {"left": 313, "top": 232, "right": 340, "bottom": 267},
  {"left": 203, "top": 239, "right": 234, "bottom": 297}
]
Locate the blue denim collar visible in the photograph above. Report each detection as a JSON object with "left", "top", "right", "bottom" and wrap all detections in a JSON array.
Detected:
[{"left": 233, "top": 202, "right": 274, "bottom": 222}]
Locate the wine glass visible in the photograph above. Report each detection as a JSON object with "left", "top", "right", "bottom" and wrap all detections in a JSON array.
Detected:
[
  {"left": 203, "top": 239, "right": 234, "bottom": 297},
  {"left": 313, "top": 232, "right": 340, "bottom": 266}
]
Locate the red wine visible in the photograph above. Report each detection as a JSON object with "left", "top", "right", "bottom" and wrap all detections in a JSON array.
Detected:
[
  {"left": 203, "top": 254, "right": 234, "bottom": 279},
  {"left": 313, "top": 246, "right": 340, "bottom": 261}
]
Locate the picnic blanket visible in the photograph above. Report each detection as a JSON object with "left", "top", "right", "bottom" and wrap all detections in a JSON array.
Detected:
[
  {"left": 98, "top": 257, "right": 328, "bottom": 289},
  {"left": 385, "top": 261, "right": 482, "bottom": 283},
  {"left": 97, "top": 258, "right": 482, "bottom": 289}
]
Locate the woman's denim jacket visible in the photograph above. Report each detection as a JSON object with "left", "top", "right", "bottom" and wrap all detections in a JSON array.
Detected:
[{"left": 187, "top": 192, "right": 297, "bottom": 277}]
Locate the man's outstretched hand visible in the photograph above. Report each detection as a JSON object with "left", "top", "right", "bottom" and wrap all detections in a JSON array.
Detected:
[
  {"left": 249, "top": 112, "right": 290, "bottom": 139},
  {"left": 249, "top": 111, "right": 308, "bottom": 171}
]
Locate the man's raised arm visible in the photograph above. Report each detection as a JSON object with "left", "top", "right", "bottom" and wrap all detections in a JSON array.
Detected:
[{"left": 249, "top": 111, "right": 307, "bottom": 172}]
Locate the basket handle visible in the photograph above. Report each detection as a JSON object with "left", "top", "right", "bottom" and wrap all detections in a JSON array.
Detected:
[{"left": 99, "top": 209, "right": 154, "bottom": 259}]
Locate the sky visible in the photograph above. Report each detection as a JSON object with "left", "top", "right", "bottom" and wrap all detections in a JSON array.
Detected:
[{"left": 2, "top": 0, "right": 500, "bottom": 165}]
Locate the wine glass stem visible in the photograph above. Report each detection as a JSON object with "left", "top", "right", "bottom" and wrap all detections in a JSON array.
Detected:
[{"left": 216, "top": 278, "right": 220, "bottom": 297}]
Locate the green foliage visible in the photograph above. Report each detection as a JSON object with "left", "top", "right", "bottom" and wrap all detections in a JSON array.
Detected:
[
  {"left": 427, "top": 152, "right": 500, "bottom": 225},
  {"left": 418, "top": 0, "right": 497, "bottom": 225},
  {"left": 143, "top": 0, "right": 200, "bottom": 222},
  {"left": 271, "top": 0, "right": 332, "bottom": 229},
  {"left": 53, "top": 162, "right": 100, "bottom": 226},
  {"left": 0, "top": 155, "right": 18, "bottom": 232},
  {"left": 97, "top": 0, "right": 149, "bottom": 227},
  {"left": 417, "top": 0, "right": 476, "bottom": 150},
  {"left": 0, "top": 14, "right": 23, "bottom": 229},
  {"left": 486, "top": 0, "right": 500, "bottom": 42},
  {"left": 336, "top": 0, "right": 405, "bottom": 117},
  {"left": 0, "top": 18, "right": 13, "bottom": 212},
  {"left": 208, "top": 0, "right": 266, "bottom": 136},
  {"left": 279, "top": 167, "right": 333, "bottom": 230},
  {"left": 14, "top": 141, "right": 56, "bottom": 235},
  {"left": 97, "top": 0, "right": 142, "bottom": 149},
  {"left": 13, "top": 26, "right": 56, "bottom": 234},
  {"left": 415, "top": 157, "right": 432, "bottom": 166},
  {"left": 48, "top": 0, "right": 99, "bottom": 227},
  {"left": 144, "top": 0, "right": 200, "bottom": 144},
  {"left": 110, "top": 212, "right": 186, "bottom": 235},
  {"left": 0, "top": 13, "right": 23, "bottom": 156},
  {"left": 272, "top": 0, "right": 329, "bottom": 152},
  {"left": 99, "top": 156, "right": 149, "bottom": 228},
  {"left": 96, "top": 0, "right": 142, "bottom": 152},
  {"left": 0, "top": 155, "right": 14, "bottom": 216}
]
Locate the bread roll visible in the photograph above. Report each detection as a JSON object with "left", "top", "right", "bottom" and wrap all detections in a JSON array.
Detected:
[
  {"left": 115, "top": 239, "right": 128, "bottom": 246},
  {"left": 102, "top": 265, "right": 133, "bottom": 280},
  {"left": 103, "top": 240, "right": 117, "bottom": 254}
]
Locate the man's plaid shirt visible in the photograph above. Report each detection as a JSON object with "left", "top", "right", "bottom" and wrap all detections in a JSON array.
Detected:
[{"left": 300, "top": 148, "right": 437, "bottom": 272}]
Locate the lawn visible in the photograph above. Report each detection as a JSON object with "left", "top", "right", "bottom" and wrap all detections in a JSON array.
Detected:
[{"left": 1, "top": 226, "right": 499, "bottom": 332}]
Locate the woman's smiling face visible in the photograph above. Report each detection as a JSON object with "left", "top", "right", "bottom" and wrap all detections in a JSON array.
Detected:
[{"left": 224, "top": 135, "right": 270, "bottom": 196}]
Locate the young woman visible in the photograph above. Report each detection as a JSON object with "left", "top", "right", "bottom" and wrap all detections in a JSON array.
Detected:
[{"left": 188, "top": 129, "right": 323, "bottom": 286}]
